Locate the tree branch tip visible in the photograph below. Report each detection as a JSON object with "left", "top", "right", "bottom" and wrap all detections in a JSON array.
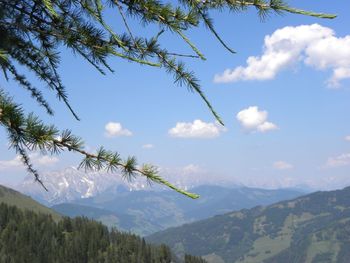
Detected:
[{"left": 188, "top": 193, "right": 200, "bottom": 199}]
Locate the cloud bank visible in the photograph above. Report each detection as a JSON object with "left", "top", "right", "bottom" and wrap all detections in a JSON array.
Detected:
[{"left": 214, "top": 24, "right": 350, "bottom": 87}]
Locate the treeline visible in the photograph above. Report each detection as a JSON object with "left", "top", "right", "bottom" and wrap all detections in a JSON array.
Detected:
[{"left": 0, "top": 203, "right": 206, "bottom": 263}]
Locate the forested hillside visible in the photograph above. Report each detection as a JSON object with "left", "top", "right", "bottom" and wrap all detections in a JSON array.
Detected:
[
  {"left": 0, "top": 203, "right": 206, "bottom": 263},
  {"left": 148, "top": 187, "right": 350, "bottom": 263}
]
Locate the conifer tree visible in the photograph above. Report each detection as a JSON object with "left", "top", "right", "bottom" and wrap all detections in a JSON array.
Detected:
[{"left": 0, "top": 0, "right": 336, "bottom": 198}]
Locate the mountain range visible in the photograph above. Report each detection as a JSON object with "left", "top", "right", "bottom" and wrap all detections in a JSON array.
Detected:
[
  {"left": 16, "top": 166, "right": 309, "bottom": 206},
  {"left": 17, "top": 167, "right": 227, "bottom": 204},
  {"left": 17, "top": 167, "right": 142, "bottom": 205},
  {"left": 147, "top": 186, "right": 350, "bottom": 263},
  {"left": 15, "top": 167, "right": 305, "bottom": 235},
  {"left": 52, "top": 185, "right": 303, "bottom": 235}
]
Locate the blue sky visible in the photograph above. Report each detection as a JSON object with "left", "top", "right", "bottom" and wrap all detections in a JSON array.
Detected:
[{"left": 1, "top": 0, "right": 350, "bottom": 190}]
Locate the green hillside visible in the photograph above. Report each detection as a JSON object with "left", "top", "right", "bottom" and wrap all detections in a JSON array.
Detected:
[
  {"left": 0, "top": 184, "right": 61, "bottom": 221},
  {"left": 147, "top": 186, "right": 350, "bottom": 263}
]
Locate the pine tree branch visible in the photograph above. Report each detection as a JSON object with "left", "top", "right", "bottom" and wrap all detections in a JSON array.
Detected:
[
  {"left": 0, "top": 0, "right": 337, "bottom": 199},
  {"left": 0, "top": 91, "right": 199, "bottom": 199},
  {"left": 175, "top": 29, "right": 206, "bottom": 60},
  {"left": 6, "top": 63, "right": 54, "bottom": 116},
  {"left": 53, "top": 140, "right": 200, "bottom": 198},
  {"left": 157, "top": 52, "right": 224, "bottom": 125}
]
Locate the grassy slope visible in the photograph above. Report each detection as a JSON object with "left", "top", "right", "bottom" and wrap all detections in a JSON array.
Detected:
[
  {"left": 147, "top": 187, "right": 350, "bottom": 263},
  {"left": 0, "top": 184, "right": 61, "bottom": 222}
]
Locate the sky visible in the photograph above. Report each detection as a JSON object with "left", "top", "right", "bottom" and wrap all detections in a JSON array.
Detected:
[{"left": 1, "top": 0, "right": 350, "bottom": 190}]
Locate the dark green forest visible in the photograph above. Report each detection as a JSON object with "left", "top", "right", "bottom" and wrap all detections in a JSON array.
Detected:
[{"left": 0, "top": 203, "right": 205, "bottom": 263}]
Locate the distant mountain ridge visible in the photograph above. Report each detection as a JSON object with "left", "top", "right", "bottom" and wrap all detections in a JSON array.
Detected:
[
  {"left": 147, "top": 186, "right": 350, "bottom": 263},
  {"left": 14, "top": 164, "right": 350, "bottom": 207},
  {"left": 13, "top": 167, "right": 305, "bottom": 236},
  {"left": 18, "top": 166, "right": 225, "bottom": 205},
  {"left": 17, "top": 167, "right": 139, "bottom": 205},
  {"left": 51, "top": 185, "right": 303, "bottom": 236}
]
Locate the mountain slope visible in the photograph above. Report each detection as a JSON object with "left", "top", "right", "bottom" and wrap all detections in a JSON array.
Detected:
[
  {"left": 0, "top": 184, "right": 61, "bottom": 221},
  {"left": 63, "top": 185, "right": 303, "bottom": 235},
  {"left": 147, "top": 186, "right": 350, "bottom": 263},
  {"left": 51, "top": 203, "right": 138, "bottom": 230}
]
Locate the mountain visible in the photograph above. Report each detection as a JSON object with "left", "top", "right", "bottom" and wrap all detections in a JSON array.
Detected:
[
  {"left": 147, "top": 186, "right": 350, "bottom": 263},
  {"left": 52, "top": 185, "right": 303, "bottom": 236},
  {"left": 0, "top": 184, "right": 61, "bottom": 221},
  {"left": 17, "top": 167, "right": 141, "bottom": 205},
  {"left": 18, "top": 166, "right": 235, "bottom": 205}
]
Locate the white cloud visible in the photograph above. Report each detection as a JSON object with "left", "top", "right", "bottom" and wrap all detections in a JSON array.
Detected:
[
  {"left": 236, "top": 106, "right": 278, "bottom": 133},
  {"left": 0, "top": 156, "right": 22, "bottom": 170},
  {"left": 345, "top": 135, "right": 350, "bottom": 141},
  {"left": 214, "top": 24, "right": 350, "bottom": 87},
  {"left": 326, "top": 153, "right": 350, "bottom": 168},
  {"left": 36, "top": 155, "right": 59, "bottom": 166},
  {"left": 168, "top": 119, "right": 226, "bottom": 138},
  {"left": 105, "top": 122, "right": 132, "bottom": 137},
  {"left": 142, "top": 144, "right": 154, "bottom": 149},
  {"left": 257, "top": 122, "right": 278, "bottom": 133},
  {"left": 0, "top": 154, "right": 59, "bottom": 171},
  {"left": 273, "top": 161, "right": 293, "bottom": 170}
]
